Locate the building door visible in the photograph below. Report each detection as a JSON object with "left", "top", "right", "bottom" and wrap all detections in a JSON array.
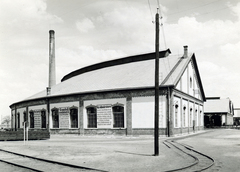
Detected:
[{"left": 212, "top": 115, "right": 221, "bottom": 126}]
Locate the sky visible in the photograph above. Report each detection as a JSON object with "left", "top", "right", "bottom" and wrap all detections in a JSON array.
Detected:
[{"left": 0, "top": 0, "right": 240, "bottom": 122}]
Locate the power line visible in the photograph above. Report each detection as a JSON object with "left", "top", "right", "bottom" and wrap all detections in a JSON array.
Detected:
[
  {"left": 147, "top": 0, "right": 154, "bottom": 23},
  {"left": 167, "top": 0, "right": 224, "bottom": 17},
  {"left": 166, "top": 5, "right": 232, "bottom": 23},
  {"left": 156, "top": 1, "right": 167, "bottom": 49}
]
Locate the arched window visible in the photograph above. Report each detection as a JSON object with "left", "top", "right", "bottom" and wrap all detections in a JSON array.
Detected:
[
  {"left": 23, "top": 111, "right": 27, "bottom": 122},
  {"left": 52, "top": 108, "right": 59, "bottom": 128},
  {"left": 17, "top": 112, "right": 20, "bottom": 128},
  {"left": 70, "top": 107, "right": 78, "bottom": 128},
  {"left": 199, "top": 110, "right": 202, "bottom": 126},
  {"left": 112, "top": 104, "right": 124, "bottom": 128},
  {"left": 195, "top": 109, "right": 198, "bottom": 126},
  {"left": 41, "top": 110, "right": 46, "bottom": 128},
  {"left": 190, "top": 77, "right": 192, "bottom": 88},
  {"left": 190, "top": 108, "right": 193, "bottom": 127},
  {"left": 86, "top": 105, "right": 97, "bottom": 128},
  {"left": 175, "top": 104, "right": 179, "bottom": 128},
  {"left": 183, "top": 106, "right": 186, "bottom": 127},
  {"left": 29, "top": 111, "right": 34, "bottom": 128}
]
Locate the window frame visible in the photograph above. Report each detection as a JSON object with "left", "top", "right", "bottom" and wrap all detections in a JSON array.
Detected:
[
  {"left": 112, "top": 103, "right": 124, "bottom": 128},
  {"left": 52, "top": 107, "right": 59, "bottom": 128},
  {"left": 17, "top": 112, "right": 20, "bottom": 128},
  {"left": 41, "top": 110, "right": 46, "bottom": 128},
  {"left": 183, "top": 106, "right": 186, "bottom": 127},
  {"left": 70, "top": 106, "right": 78, "bottom": 128},
  {"left": 86, "top": 105, "right": 97, "bottom": 128},
  {"left": 190, "top": 108, "right": 193, "bottom": 127},
  {"left": 29, "top": 110, "right": 34, "bottom": 128},
  {"left": 174, "top": 104, "right": 179, "bottom": 128}
]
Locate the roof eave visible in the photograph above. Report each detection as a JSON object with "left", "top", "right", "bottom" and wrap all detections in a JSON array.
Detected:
[{"left": 10, "top": 85, "right": 174, "bottom": 108}]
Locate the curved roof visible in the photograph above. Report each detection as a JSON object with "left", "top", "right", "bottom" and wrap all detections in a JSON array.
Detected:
[{"left": 12, "top": 49, "right": 205, "bottom": 104}]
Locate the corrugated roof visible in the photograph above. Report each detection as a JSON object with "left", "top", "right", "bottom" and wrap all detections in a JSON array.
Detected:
[{"left": 25, "top": 52, "right": 192, "bottom": 101}]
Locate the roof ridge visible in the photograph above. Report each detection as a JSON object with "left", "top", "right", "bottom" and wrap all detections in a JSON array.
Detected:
[
  {"left": 161, "top": 57, "right": 183, "bottom": 86},
  {"left": 61, "top": 49, "right": 171, "bottom": 82}
]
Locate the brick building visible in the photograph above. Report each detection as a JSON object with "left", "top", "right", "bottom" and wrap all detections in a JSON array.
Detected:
[{"left": 10, "top": 44, "right": 206, "bottom": 136}]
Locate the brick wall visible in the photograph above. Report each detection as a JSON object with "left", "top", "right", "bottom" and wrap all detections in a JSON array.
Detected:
[{"left": 0, "top": 130, "right": 50, "bottom": 141}]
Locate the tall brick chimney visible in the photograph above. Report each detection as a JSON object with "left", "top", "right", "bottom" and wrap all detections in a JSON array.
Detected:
[
  {"left": 48, "top": 30, "right": 56, "bottom": 89},
  {"left": 183, "top": 45, "right": 188, "bottom": 58}
]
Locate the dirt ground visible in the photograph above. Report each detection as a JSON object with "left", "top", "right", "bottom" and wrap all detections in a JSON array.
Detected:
[
  {"left": 177, "top": 129, "right": 240, "bottom": 172},
  {"left": 0, "top": 129, "right": 239, "bottom": 171}
]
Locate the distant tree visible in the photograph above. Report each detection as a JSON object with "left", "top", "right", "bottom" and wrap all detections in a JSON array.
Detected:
[{"left": 1, "top": 115, "right": 11, "bottom": 128}]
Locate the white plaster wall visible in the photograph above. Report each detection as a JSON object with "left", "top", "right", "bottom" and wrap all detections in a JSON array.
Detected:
[
  {"left": 176, "top": 80, "right": 181, "bottom": 90},
  {"left": 83, "top": 98, "right": 126, "bottom": 129},
  {"left": 189, "top": 102, "right": 194, "bottom": 127},
  {"left": 132, "top": 96, "right": 166, "bottom": 128},
  {"left": 181, "top": 69, "right": 188, "bottom": 94},
  {"left": 173, "top": 96, "right": 181, "bottom": 128},
  {"left": 189, "top": 63, "right": 194, "bottom": 97},
  {"left": 199, "top": 105, "right": 203, "bottom": 126},
  {"left": 159, "top": 96, "right": 166, "bottom": 128},
  {"left": 222, "top": 115, "right": 226, "bottom": 125},
  {"left": 194, "top": 77, "right": 200, "bottom": 99},
  {"left": 227, "top": 115, "right": 233, "bottom": 125},
  {"left": 194, "top": 104, "right": 199, "bottom": 127}
]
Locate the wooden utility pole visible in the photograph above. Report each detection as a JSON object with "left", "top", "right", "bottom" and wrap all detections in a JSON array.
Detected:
[{"left": 154, "top": 11, "right": 160, "bottom": 156}]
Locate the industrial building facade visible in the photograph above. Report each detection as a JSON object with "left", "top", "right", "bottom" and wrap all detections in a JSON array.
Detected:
[
  {"left": 10, "top": 30, "right": 205, "bottom": 136},
  {"left": 10, "top": 49, "right": 205, "bottom": 136}
]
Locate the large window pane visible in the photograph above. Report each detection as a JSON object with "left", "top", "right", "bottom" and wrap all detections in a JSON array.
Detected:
[
  {"left": 70, "top": 108, "right": 78, "bottom": 128},
  {"left": 113, "top": 106, "right": 124, "bottom": 128},
  {"left": 41, "top": 110, "right": 46, "bottom": 128},
  {"left": 87, "top": 107, "right": 97, "bottom": 128},
  {"left": 30, "top": 111, "right": 34, "bottom": 128},
  {"left": 52, "top": 108, "right": 59, "bottom": 128}
]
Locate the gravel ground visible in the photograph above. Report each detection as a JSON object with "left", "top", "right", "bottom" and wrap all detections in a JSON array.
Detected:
[
  {"left": 177, "top": 129, "right": 240, "bottom": 172},
  {"left": 0, "top": 135, "right": 194, "bottom": 172},
  {"left": 0, "top": 129, "right": 239, "bottom": 172}
]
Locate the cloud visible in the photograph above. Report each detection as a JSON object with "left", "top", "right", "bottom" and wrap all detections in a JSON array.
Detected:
[
  {"left": 55, "top": 46, "right": 126, "bottom": 82},
  {"left": 75, "top": 5, "right": 156, "bottom": 54},
  {"left": 76, "top": 18, "right": 95, "bottom": 33},
  {"left": 199, "top": 61, "right": 240, "bottom": 100},
  {"left": 220, "top": 41, "right": 240, "bottom": 57},
  {"left": 164, "top": 16, "right": 240, "bottom": 52},
  {"left": 229, "top": 2, "right": 240, "bottom": 19},
  {"left": 0, "top": 0, "right": 63, "bottom": 26}
]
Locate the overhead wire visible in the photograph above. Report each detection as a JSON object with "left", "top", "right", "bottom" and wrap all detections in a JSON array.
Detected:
[
  {"left": 157, "top": 0, "right": 167, "bottom": 50},
  {"left": 167, "top": 0, "right": 224, "bottom": 17},
  {"left": 156, "top": 0, "right": 174, "bottom": 84},
  {"left": 147, "top": 0, "right": 155, "bottom": 23}
]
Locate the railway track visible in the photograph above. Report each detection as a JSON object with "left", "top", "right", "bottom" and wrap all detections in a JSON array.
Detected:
[
  {"left": 163, "top": 139, "right": 214, "bottom": 172},
  {"left": 0, "top": 149, "right": 107, "bottom": 172}
]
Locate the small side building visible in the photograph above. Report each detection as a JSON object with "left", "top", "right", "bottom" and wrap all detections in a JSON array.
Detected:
[
  {"left": 204, "top": 97, "right": 234, "bottom": 127},
  {"left": 233, "top": 108, "right": 240, "bottom": 125}
]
